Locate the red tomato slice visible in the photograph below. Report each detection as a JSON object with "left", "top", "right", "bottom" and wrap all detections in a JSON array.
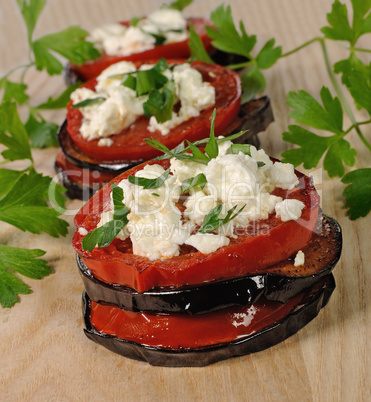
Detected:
[
  {"left": 73, "top": 159, "right": 320, "bottom": 292},
  {"left": 66, "top": 61, "right": 241, "bottom": 163},
  {"left": 89, "top": 284, "right": 304, "bottom": 349},
  {"left": 69, "top": 18, "right": 213, "bottom": 81}
]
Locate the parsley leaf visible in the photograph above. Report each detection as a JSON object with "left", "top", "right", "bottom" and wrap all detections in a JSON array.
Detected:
[
  {"left": 32, "top": 26, "right": 100, "bottom": 75},
  {"left": 188, "top": 23, "right": 214, "bottom": 63},
  {"left": 37, "top": 83, "right": 81, "bottom": 109},
  {"left": 0, "top": 170, "right": 24, "bottom": 201},
  {"left": 335, "top": 59, "right": 371, "bottom": 114},
  {"left": 230, "top": 143, "right": 252, "bottom": 156},
  {"left": 282, "top": 125, "right": 357, "bottom": 177},
  {"left": 282, "top": 125, "right": 329, "bottom": 169},
  {"left": 185, "top": 140, "right": 211, "bottom": 165},
  {"left": 1, "top": 81, "right": 29, "bottom": 105},
  {"left": 71, "top": 97, "right": 106, "bottom": 109},
  {"left": 206, "top": 4, "right": 256, "bottom": 58},
  {"left": 25, "top": 113, "right": 59, "bottom": 148},
  {"left": 240, "top": 66, "right": 266, "bottom": 104},
  {"left": 352, "top": 0, "right": 371, "bottom": 38},
  {"left": 143, "top": 80, "right": 175, "bottom": 123},
  {"left": 168, "top": 0, "right": 194, "bottom": 11},
  {"left": 0, "top": 171, "right": 69, "bottom": 237},
  {"left": 321, "top": 0, "right": 353, "bottom": 43},
  {"left": 0, "top": 102, "right": 32, "bottom": 162},
  {"left": 321, "top": 0, "right": 371, "bottom": 44},
  {"left": 287, "top": 87, "right": 343, "bottom": 133},
  {"left": 198, "top": 204, "right": 246, "bottom": 234},
  {"left": 0, "top": 244, "right": 51, "bottom": 308},
  {"left": 16, "top": 0, "right": 47, "bottom": 45},
  {"left": 181, "top": 173, "right": 207, "bottom": 194},
  {"left": 128, "top": 169, "right": 170, "bottom": 189},
  {"left": 342, "top": 168, "right": 371, "bottom": 220},
  {"left": 82, "top": 184, "right": 130, "bottom": 252},
  {"left": 204, "top": 109, "right": 219, "bottom": 159},
  {"left": 256, "top": 38, "right": 282, "bottom": 69},
  {"left": 124, "top": 59, "right": 169, "bottom": 96}
]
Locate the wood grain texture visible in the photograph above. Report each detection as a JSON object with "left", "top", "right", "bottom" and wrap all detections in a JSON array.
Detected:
[{"left": 0, "top": 1, "right": 370, "bottom": 401}]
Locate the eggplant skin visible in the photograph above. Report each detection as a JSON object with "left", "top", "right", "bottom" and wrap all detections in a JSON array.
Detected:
[
  {"left": 82, "top": 274, "right": 335, "bottom": 367},
  {"left": 77, "top": 214, "right": 341, "bottom": 314}
]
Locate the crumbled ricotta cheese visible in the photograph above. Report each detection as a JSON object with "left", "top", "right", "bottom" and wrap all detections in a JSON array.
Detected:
[
  {"left": 185, "top": 233, "right": 230, "bottom": 254},
  {"left": 87, "top": 8, "right": 188, "bottom": 57},
  {"left": 275, "top": 199, "right": 305, "bottom": 222},
  {"left": 294, "top": 250, "right": 305, "bottom": 266}
]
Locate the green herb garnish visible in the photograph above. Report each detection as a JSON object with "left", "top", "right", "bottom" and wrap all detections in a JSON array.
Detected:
[
  {"left": 81, "top": 184, "right": 130, "bottom": 252},
  {"left": 181, "top": 173, "right": 207, "bottom": 194},
  {"left": 198, "top": 204, "right": 246, "bottom": 234},
  {"left": 0, "top": 102, "right": 68, "bottom": 307},
  {"left": 71, "top": 96, "right": 106, "bottom": 109},
  {"left": 230, "top": 144, "right": 252, "bottom": 156},
  {"left": 128, "top": 169, "right": 170, "bottom": 189},
  {"left": 167, "top": 0, "right": 194, "bottom": 11},
  {"left": 143, "top": 80, "right": 175, "bottom": 123}
]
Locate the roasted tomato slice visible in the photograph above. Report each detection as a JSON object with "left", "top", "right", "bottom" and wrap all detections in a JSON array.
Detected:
[
  {"left": 66, "top": 60, "right": 241, "bottom": 163},
  {"left": 73, "top": 159, "right": 321, "bottom": 292},
  {"left": 68, "top": 18, "right": 213, "bottom": 81}
]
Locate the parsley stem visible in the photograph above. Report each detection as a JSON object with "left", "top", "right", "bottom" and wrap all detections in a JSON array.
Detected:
[
  {"left": 320, "top": 38, "right": 371, "bottom": 153},
  {"left": 281, "top": 37, "right": 322, "bottom": 58},
  {"left": 344, "top": 120, "right": 371, "bottom": 135},
  {"left": 352, "top": 47, "right": 371, "bottom": 54},
  {"left": 1, "top": 62, "right": 34, "bottom": 81},
  {"left": 225, "top": 60, "right": 254, "bottom": 70}
]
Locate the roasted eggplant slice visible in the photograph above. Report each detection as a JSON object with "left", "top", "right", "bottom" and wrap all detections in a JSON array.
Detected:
[
  {"left": 82, "top": 274, "right": 335, "bottom": 367},
  {"left": 78, "top": 214, "right": 341, "bottom": 314}
]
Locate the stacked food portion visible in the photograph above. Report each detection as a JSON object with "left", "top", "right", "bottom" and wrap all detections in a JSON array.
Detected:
[
  {"left": 56, "top": 3, "right": 274, "bottom": 199},
  {"left": 73, "top": 122, "right": 342, "bottom": 366},
  {"left": 65, "top": 7, "right": 214, "bottom": 83},
  {"left": 57, "top": 57, "right": 273, "bottom": 198}
]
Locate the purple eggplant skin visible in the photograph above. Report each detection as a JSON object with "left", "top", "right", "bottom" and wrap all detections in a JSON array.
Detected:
[
  {"left": 82, "top": 274, "right": 335, "bottom": 367},
  {"left": 57, "top": 120, "right": 135, "bottom": 174},
  {"left": 77, "top": 255, "right": 265, "bottom": 315},
  {"left": 77, "top": 214, "right": 341, "bottom": 315},
  {"left": 57, "top": 96, "right": 272, "bottom": 173}
]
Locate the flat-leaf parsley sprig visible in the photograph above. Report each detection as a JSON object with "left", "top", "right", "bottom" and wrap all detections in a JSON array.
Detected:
[
  {"left": 1, "top": 0, "right": 99, "bottom": 149},
  {"left": 190, "top": 0, "right": 371, "bottom": 220},
  {"left": 0, "top": 102, "right": 69, "bottom": 308}
]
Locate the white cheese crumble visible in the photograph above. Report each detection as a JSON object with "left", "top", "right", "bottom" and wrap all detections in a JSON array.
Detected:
[
  {"left": 275, "top": 199, "right": 305, "bottom": 222},
  {"left": 89, "top": 145, "right": 306, "bottom": 260},
  {"left": 87, "top": 8, "right": 188, "bottom": 57},
  {"left": 78, "top": 227, "right": 88, "bottom": 236},
  {"left": 98, "top": 138, "right": 113, "bottom": 147},
  {"left": 71, "top": 61, "right": 215, "bottom": 140},
  {"left": 185, "top": 233, "right": 230, "bottom": 254},
  {"left": 294, "top": 250, "right": 305, "bottom": 267}
]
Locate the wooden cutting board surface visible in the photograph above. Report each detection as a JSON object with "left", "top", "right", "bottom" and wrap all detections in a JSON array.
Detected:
[{"left": 0, "top": 1, "right": 370, "bottom": 400}]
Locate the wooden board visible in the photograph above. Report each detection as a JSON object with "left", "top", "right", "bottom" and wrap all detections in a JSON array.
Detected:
[{"left": 0, "top": 1, "right": 370, "bottom": 400}]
